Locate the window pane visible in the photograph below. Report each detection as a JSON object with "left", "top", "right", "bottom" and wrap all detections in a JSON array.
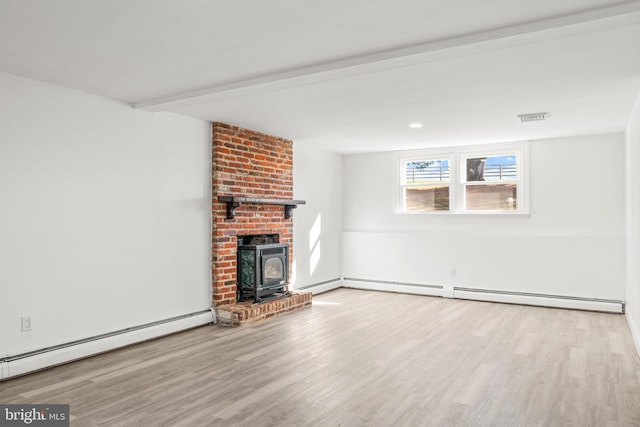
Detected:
[
  {"left": 405, "top": 160, "right": 449, "bottom": 184},
  {"left": 466, "top": 155, "right": 517, "bottom": 182},
  {"left": 405, "top": 185, "right": 449, "bottom": 211},
  {"left": 264, "top": 257, "right": 284, "bottom": 280},
  {"left": 465, "top": 184, "right": 517, "bottom": 210}
]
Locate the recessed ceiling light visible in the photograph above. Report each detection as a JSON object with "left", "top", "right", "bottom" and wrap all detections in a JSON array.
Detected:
[{"left": 409, "top": 123, "right": 423, "bottom": 128}]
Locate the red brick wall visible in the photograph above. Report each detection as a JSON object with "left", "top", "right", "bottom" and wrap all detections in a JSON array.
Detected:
[{"left": 211, "top": 122, "right": 294, "bottom": 307}]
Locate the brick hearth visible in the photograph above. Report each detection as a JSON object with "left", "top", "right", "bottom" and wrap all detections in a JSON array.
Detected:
[
  {"left": 211, "top": 122, "right": 311, "bottom": 325},
  {"left": 217, "top": 292, "right": 312, "bottom": 327}
]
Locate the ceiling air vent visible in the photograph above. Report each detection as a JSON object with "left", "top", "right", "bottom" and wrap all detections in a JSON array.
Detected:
[{"left": 517, "top": 112, "right": 548, "bottom": 122}]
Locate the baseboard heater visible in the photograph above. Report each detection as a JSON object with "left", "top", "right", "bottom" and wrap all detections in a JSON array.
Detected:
[
  {"left": 342, "top": 278, "right": 445, "bottom": 297},
  {"left": 296, "top": 278, "right": 342, "bottom": 294},
  {"left": 340, "top": 278, "right": 623, "bottom": 313},
  {"left": 1, "top": 309, "right": 216, "bottom": 381},
  {"left": 453, "top": 287, "right": 624, "bottom": 313}
]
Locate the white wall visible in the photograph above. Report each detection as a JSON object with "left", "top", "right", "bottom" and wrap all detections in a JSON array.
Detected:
[
  {"left": 292, "top": 144, "right": 343, "bottom": 292},
  {"left": 626, "top": 90, "right": 640, "bottom": 351},
  {"left": 343, "top": 134, "right": 625, "bottom": 303},
  {"left": 0, "top": 72, "right": 212, "bottom": 358}
]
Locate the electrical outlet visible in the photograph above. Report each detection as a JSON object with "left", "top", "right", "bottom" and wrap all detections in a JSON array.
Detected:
[
  {"left": 450, "top": 268, "right": 457, "bottom": 277},
  {"left": 21, "top": 316, "right": 32, "bottom": 332}
]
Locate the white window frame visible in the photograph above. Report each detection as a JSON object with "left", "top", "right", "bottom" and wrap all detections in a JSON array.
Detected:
[
  {"left": 395, "top": 151, "right": 454, "bottom": 214},
  {"left": 394, "top": 141, "right": 529, "bottom": 215}
]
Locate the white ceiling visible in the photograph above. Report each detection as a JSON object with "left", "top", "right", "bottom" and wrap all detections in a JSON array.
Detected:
[{"left": 1, "top": 0, "right": 640, "bottom": 153}]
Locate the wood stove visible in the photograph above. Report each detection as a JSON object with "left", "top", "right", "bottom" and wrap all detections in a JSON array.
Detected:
[{"left": 237, "top": 241, "right": 289, "bottom": 303}]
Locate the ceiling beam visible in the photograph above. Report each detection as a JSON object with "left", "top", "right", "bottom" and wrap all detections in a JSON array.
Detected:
[{"left": 135, "top": 2, "right": 640, "bottom": 112}]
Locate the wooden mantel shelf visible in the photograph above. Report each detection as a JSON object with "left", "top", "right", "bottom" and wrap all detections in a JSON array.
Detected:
[{"left": 217, "top": 196, "right": 306, "bottom": 220}]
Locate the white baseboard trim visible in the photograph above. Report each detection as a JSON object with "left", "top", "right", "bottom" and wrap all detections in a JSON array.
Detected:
[
  {"left": 454, "top": 288, "right": 623, "bottom": 313},
  {"left": 295, "top": 278, "right": 342, "bottom": 295},
  {"left": 626, "top": 311, "right": 640, "bottom": 357},
  {"left": 1, "top": 309, "right": 215, "bottom": 381},
  {"left": 342, "top": 278, "right": 445, "bottom": 297},
  {"left": 338, "top": 279, "right": 623, "bottom": 313}
]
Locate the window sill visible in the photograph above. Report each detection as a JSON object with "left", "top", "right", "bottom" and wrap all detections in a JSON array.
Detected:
[{"left": 394, "top": 210, "right": 530, "bottom": 216}]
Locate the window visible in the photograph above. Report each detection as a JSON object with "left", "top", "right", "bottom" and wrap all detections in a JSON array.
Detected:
[
  {"left": 461, "top": 153, "right": 520, "bottom": 211},
  {"left": 396, "top": 142, "right": 529, "bottom": 214},
  {"left": 401, "top": 158, "right": 451, "bottom": 212}
]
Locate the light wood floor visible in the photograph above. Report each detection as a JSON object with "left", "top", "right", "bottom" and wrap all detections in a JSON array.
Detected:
[{"left": 2, "top": 289, "right": 640, "bottom": 426}]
